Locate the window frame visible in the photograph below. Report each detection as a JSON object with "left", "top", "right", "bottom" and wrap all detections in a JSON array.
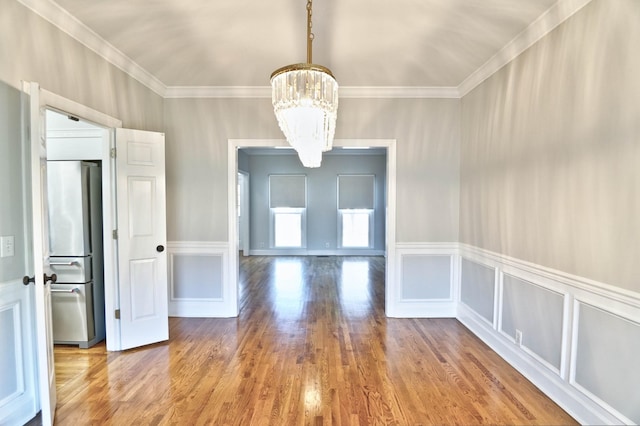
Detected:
[
  {"left": 337, "top": 174, "right": 376, "bottom": 249},
  {"left": 268, "top": 174, "right": 308, "bottom": 249}
]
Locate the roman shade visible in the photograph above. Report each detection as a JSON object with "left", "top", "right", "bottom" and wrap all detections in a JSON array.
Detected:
[{"left": 338, "top": 175, "right": 375, "bottom": 209}]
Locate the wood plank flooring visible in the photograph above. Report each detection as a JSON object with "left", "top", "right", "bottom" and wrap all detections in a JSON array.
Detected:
[{"left": 51, "top": 256, "right": 576, "bottom": 425}]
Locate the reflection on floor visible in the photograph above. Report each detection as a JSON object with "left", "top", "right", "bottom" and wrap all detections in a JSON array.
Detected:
[{"left": 50, "top": 256, "right": 576, "bottom": 425}]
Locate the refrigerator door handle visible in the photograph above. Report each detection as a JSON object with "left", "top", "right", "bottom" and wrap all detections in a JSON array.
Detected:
[
  {"left": 51, "top": 287, "right": 80, "bottom": 294},
  {"left": 50, "top": 261, "right": 79, "bottom": 266},
  {"left": 44, "top": 273, "right": 57, "bottom": 285}
]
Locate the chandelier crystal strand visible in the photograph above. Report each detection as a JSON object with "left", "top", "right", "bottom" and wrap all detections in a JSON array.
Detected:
[{"left": 271, "top": 0, "right": 338, "bottom": 168}]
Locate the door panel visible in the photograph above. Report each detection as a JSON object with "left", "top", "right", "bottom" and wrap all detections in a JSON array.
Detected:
[
  {"left": 116, "top": 128, "right": 168, "bottom": 350},
  {"left": 0, "top": 283, "right": 37, "bottom": 425},
  {"left": 26, "top": 82, "right": 57, "bottom": 425}
]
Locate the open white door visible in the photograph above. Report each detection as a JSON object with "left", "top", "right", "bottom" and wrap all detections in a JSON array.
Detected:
[
  {"left": 25, "top": 82, "right": 57, "bottom": 425},
  {"left": 115, "top": 128, "right": 168, "bottom": 350}
]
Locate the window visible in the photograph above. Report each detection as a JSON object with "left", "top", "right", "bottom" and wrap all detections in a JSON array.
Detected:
[
  {"left": 340, "top": 210, "right": 372, "bottom": 247},
  {"left": 270, "top": 175, "right": 306, "bottom": 248},
  {"left": 338, "top": 175, "right": 375, "bottom": 248},
  {"left": 273, "top": 208, "right": 304, "bottom": 247}
]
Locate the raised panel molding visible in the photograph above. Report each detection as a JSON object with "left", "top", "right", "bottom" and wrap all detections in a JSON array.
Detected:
[
  {"left": 393, "top": 243, "right": 459, "bottom": 318},
  {"left": 0, "top": 280, "right": 37, "bottom": 426},
  {"left": 458, "top": 244, "right": 640, "bottom": 425},
  {"left": 167, "top": 241, "right": 232, "bottom": 317}
]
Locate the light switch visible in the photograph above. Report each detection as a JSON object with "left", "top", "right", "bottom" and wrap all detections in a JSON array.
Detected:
[{"left": 0, "top": 236, "right": 15, "bottom": 258}]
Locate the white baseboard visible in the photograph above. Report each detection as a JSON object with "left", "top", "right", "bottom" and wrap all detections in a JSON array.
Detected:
[
  {"left": 388, "top": 300, "right": 456, "bottom": 318},
  {"left": 248, "top": 249, "right": 385, "bottom": 256},
  {"left": 168, "top": 299, "right": 236, "bottom": 318}
]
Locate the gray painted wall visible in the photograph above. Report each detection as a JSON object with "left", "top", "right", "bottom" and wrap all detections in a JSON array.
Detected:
[
  {"left": 0, "top": 82, "right": 25, "bottom": 282},
  {"left": 501, "top": 275, "right": 564, "bottom": 370},
  {"left": 460, "top": 0, "right": 640, "bottom": 293},
  {"left": 0, "top": 0, "right": 164, "bottom": 131},
  {"left": 164, "top": 97, "right": 460, "bottom": 243},
  {"left": 460, "top": 259, "right": 495, "bottom": 323},
  {"left": 575, "top": 303, "right": 640, "bottom": 423},
  {"left": 244, "top": 152, "right": 386, "bottom": 252}
]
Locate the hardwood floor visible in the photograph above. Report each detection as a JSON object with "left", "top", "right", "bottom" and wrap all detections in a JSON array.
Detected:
[{"left": 51, "top": 256, "right": 576, "bottom": 425}]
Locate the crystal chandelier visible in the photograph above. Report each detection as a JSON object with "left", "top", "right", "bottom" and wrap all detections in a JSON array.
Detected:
[{"left": 271, "top": 0, "right": 338, "bottom": 168}]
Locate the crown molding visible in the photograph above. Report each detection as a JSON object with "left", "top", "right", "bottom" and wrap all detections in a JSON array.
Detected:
[
  {"left": 16, "top": 0, "right": 167, "bottom": 97},
  {"left": 458, "top": 0, "right": 594, "bottom": 97},
  {"left": 339, "top": 86, "right": 460, "bottom": 99},
  {"left": 164, "top": 86, "right": 271, "bottom": 99},
  {"left": 18, "top": 0, "right": 592, "bottom": 100},
  {"left": 164, "top": 85, "right": 461, "bottom": 99}
]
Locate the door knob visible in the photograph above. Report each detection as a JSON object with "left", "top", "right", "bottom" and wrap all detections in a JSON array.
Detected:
[
  {"left": 23, "top": 274, "right": 57, "bottom": 285},
  {"left": 156, "top": 245, "right": 165, "bottom": 253},
  {"left": 44, "top": 273, "right": 57, "bottom": 284}
]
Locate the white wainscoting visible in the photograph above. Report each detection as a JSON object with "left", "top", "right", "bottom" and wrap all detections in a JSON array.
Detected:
[
  {"left": 458, "top": 243, "right": 640, "bottom": 425},
  {"left": 167, "top": 242, "right": 234, "bottom": 317},
  {"left": 391, "top": 243, "right": 459, "bottom": 318},
  {"left": 0, "top": 280, "right": 37, "bottom": 426}
]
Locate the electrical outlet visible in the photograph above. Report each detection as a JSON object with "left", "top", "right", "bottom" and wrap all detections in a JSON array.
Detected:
[
  {"left": 0, "top": 236, "right": 15, "bottom": 258},
  {"left": 325, "top": 242, "right": 330, "bottom": 248},
  {"left": 515, "top": 329, "right": 523, "bottom": 346}
]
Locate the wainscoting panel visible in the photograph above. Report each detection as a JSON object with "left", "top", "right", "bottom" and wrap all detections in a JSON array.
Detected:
[
  {"left": 393, "top": 243, "right": 458, "bottom": 317},
  {"left": 401, "top": 255, "right": 451, "bottom": 299},
  {"left": 457, "top": 244, "right": 636, "bottom": 425},
  {"left": 167, "top": 242, "right": 231, "bottom": 317},
  {"left": 172, "top": 255, "right": 223, "bottom": 299},
  {"left": 460, "top": 258, "right": 496, "bottom": 325},
  {"left": 0, "top": 280, "right": 37, "bottom": 425},
  {"left": 501, "top": 274, "right": 564, "bottom": 372},
  {"left": 571, "top": 301, "right": 640, "bottom": 424}
]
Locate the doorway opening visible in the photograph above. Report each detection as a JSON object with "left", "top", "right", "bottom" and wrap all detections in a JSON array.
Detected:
[
  {"left": 45, "top": 109, "right": 108, "bottom": 350},
  {"left": 227, "top": 139, "right": 397, "bottom": 317}
]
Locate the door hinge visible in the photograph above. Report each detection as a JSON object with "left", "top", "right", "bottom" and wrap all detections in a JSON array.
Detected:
[
  {"left": 112, "top": 230, "right": 118, "bottom": 240},
  {"left": 110, "top": 148, "right": 117, "bottom": 158},
  {"left": 115, "top": 309, "right": 120, "bottom": 319}
]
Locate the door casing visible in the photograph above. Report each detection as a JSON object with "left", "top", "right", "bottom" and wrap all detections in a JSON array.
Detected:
[
  {"left": 227, "top": 139, "right": 398, "bottom": 317},
  {"left": 30, "top": 87, "right": 123, "bottom": 352}
]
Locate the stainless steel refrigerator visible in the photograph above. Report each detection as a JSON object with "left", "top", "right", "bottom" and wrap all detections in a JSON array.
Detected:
[{"left": 47, "top": 161, "right": 105, "bottom": 348}]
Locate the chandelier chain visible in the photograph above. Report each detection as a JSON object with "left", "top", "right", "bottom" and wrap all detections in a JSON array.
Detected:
[{"left": 307, "top": 0, "right": 314, "bottom": 63}]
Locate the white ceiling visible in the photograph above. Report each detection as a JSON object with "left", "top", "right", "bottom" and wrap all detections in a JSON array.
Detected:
[{"left": 32, "top": 0, "right": 590, "bottom": 95}]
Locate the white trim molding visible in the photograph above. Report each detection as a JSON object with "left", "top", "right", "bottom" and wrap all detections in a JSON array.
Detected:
[
  {"left": 228, "top": 138, "right": 397, "bottom": 320},
  {"left": 391, "top": 243, "right": 459, "bottom": 318},
  {"left": 458, "top": 0, "right": 594, "bottom": 96},
  {"left": 0, "top": 279, "right": 37, "bottom": 425},
  {"left": 166, "top": 241, "right": 234, "bottom": 318}
]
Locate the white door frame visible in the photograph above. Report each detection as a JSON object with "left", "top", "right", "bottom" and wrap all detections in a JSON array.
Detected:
[
  {"left": 33, "top": 87, "right": 123, "bottom": 351},
  {"left": 238, "top": 170, "right": 250, "bottom": 257},
  {"left": 227, "top": 139, "right": 397, "bottom": 317}
]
